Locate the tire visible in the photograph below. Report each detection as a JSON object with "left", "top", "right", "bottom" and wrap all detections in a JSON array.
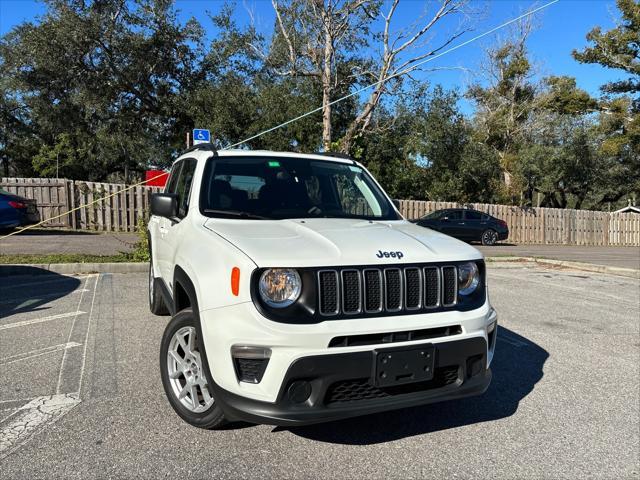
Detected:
[
  {"left": 160, "top": 308, "right": 228, "bottom": 429},
  {"left": 148, "top": 260, "right": 169, "bottom": 316},
  {"left": 481, "top": 229, "right": 499, "bottom": 246}
]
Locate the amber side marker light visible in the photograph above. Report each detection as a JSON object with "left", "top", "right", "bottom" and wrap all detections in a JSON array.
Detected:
[{"left": 231, "top": 267, "right": 240, "bottom": 296}]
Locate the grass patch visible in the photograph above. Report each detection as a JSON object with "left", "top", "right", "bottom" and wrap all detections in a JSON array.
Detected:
[{"left": 0, "top": 253, "right": 144, "bottom": 264}]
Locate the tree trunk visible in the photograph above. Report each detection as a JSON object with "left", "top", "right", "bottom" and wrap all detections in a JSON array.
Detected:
[
  {"left": 321, "top": 11, "right": 333, "bottom": 151},
  {"left": 340, "top": 63, "right": 389, "bottom": 154}
]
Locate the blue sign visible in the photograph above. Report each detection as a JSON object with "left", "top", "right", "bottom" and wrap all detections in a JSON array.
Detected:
[{"left": 192, "top": 129, "right": 211, "bottom": 145}]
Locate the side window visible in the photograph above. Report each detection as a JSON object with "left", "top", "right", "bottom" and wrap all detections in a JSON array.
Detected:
[
  {"left": 465, "top": 210, "right": 482, "bottom": 221},
  {"left": 447, "top": 210, "right": 463, "bottom": 220},
  {"left": 175, "top": 159, "right": 197, "bottom": 218},
  {"left": 165, "top": 161, "right": 182, "bottom": 194}
]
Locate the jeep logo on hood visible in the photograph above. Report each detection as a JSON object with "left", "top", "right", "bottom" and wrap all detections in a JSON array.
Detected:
[{"left": 376, "top": 250, "right": 404, "bottom": 260}]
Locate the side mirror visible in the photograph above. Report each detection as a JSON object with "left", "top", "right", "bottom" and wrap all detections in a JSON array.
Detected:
[{"left": 151, "top": 193, "right": 178, "bottom": 219}]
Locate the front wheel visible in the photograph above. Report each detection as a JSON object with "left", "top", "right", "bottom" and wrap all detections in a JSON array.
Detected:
[
  {"left": 481, "top": 229, "right": 499, "bottom": 246},
  {"left": 159, "top": 309, "right": 228, "bottom": 429}
]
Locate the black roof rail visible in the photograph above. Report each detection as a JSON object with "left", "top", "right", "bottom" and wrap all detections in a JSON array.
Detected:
[
  {"left": 181, "top": 142, "right": 218, "bottom": 155},
  {"left": 316, "top": 151, "right": 356, "bottom": 162}
]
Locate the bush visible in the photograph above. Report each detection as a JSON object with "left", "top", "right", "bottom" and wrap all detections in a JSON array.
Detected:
[{"left": 130, "top": 216, "right": 150, "bottom": 262}]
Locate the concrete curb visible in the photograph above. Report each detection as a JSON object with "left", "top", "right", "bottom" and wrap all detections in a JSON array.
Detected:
[
  {"left": 0, "top": 262, "right": 147, "bottom": 276},
  {"left": 486, "top": 256, "right": 640, "bottom": 279}
]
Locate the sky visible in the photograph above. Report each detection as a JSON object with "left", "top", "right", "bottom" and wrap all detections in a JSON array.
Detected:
[{"left": 0, "top": 0, "right": 628, "bottom": 114}]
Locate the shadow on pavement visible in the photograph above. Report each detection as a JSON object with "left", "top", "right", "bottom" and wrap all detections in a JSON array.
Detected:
[
  {"left": 0, "top": 265, "right": 81, "bottom": 319},
  {"left": 285, "top": 327, "right": 547, "bottom": 445}
]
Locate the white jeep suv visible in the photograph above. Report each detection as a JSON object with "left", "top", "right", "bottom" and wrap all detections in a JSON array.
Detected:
[{"left": 148, "top": 145, "right": 497, "bottom": 429}]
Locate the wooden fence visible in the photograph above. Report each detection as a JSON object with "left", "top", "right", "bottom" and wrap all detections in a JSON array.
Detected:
[
  {"left": 398, "top": 200, "right": 640, "bottom": 247},
  {"left": 1, "top": 177, "right": 162, "bottom": 232},
  {"left": 1, "top": 177, "right": 639, "bottom": 245}
]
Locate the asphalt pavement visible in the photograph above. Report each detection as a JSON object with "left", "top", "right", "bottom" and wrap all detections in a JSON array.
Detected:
[
  {"left": 0, "top": 230, "right": 137, "bottom": 256},
  {"left": 0, "top": 265, "right": 638, "bottom": 478},
  {"left": 478, "top": 244, "right": 640, "bottom": 270}
]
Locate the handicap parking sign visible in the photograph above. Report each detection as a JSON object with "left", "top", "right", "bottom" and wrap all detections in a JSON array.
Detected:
[{"left": 193, "top": 129, "right": 210, "bottom": 145}]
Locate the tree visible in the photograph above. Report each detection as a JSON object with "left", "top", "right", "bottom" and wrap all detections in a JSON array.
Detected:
[
  {"left": 573, "top": 0, "right": 639, "bottom": 207},
  {"left": 0, "top": 0, "right": 203, "bottom": 181},
  {"left": 255, "top": 0, "right": 470, "bottom": 152},
  {"left": 340, "top": 0, "right": 470, "bottom": 153},
  {"left": 537, "top": 76, "right": 599, "bottom": 115},
  {"left": 264, "top": 0, "right": 377, "bottom": 150},
  {"left": 572, "top": 0, "right": 640, "bottom": 98},
  {"left": 518, "top": 77, "right": 601, "bottom": 209},
  {"left": 356, "top": 86, "right": 501, "bottom": 203},
  {"left": 467, "top": 21, "right": 536, "bottom": 196}
]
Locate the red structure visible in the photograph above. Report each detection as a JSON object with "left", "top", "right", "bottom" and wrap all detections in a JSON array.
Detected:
[{"left": 145, "top": 170, "right": 169, "bottom": 187}]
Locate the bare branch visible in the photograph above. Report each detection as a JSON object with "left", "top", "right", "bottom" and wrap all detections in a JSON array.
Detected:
[{"left": 272, "top": 0, "right": 297, "bottom": 70}]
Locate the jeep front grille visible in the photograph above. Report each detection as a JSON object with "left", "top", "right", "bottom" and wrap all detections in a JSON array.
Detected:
[{"left": 317, "top": 265, "right": 458, "bottom": 317}]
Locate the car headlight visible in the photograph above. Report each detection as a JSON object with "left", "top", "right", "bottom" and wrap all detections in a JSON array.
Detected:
[
  {"left": 458, "top": 262, "right": 480, "bottom": 295},
  {"left": 258, "top": 268, "right": 302, "bottom": 308}
]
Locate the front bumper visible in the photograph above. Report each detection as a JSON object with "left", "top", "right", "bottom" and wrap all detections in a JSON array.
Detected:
[
  {"left": 210, "top": 336, "right": 491, "bottom": 426},
  {"left": 23, "top": 211, "right": 41, "bottom": 225},
  {"left": 200, "top": 301, "right": 496, "bottom": 402}
]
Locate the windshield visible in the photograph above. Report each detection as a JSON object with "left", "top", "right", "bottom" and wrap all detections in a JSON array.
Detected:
[{"left": 200, "top": 156, "right": 399, "bottom": 221}]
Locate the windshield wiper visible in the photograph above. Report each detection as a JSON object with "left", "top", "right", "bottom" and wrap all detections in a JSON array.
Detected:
[{"left": 203, "top": 209, "right": 270, "bottom": 220}]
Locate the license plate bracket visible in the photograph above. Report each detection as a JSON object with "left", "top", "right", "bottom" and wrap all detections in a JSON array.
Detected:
[{"left": 373, "top": 344, "right": 435, "bottom": 388}]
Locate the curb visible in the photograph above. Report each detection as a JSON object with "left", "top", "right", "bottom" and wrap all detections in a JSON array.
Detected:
[
  {"left": 0, "top": 262, "right": 147, "bottom": 276},
  {"left": 486, "top": 256, "right": 640, "bottom": 279}
]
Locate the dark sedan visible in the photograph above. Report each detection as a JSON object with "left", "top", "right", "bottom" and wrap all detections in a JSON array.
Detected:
[
  {"left": 0, "top": 188, "right": 40, "bottom": 230},
  {"left": 413, "top": 208, "right": 509, "bottom": 245}
]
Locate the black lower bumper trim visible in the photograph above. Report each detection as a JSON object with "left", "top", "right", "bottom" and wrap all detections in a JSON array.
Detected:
[{"left": 210, "top": 336, "right": 491, "bottom": 426}]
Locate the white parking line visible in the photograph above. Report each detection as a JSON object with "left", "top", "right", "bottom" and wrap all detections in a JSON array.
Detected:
[
  {"left": 0, "top": 312, "right": 87, "bottom": 331},
  {"left": 0, "top": 394, "right": 81, "bottom": 460},
  {"left": 76, "top": 274, "right": 100, "bottom": 396},
  {"left": 55, "top": 275, "right": 94, "bottom": 394},
  {"left": 0, "top": 274, "right": 101, "bottom": 460},
  {"left": 0, "top": 342, "right": 82, "bottom": 366}
]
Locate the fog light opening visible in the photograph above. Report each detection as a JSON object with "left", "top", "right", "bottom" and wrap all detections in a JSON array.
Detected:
[
  {"left": 231, "top": 346, "right": 271, "bottom": 384},
  {"left": 287, "top": 380, "right": 312, "bottom": 404}
]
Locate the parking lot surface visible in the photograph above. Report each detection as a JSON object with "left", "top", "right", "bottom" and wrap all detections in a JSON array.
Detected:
[
  {"left": 0, "top": 265, "right": 638, "bottom": 478},
  {"left": 478, "top": 244, "right": 640, "bottom": 270}
]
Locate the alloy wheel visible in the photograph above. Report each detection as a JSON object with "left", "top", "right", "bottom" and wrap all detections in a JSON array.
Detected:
[
  {"left": 483, "top": 230, "right": 498, "bottom": 245},
  {"left": 166, "top": 326, "right": 214, "bottom": 413}
]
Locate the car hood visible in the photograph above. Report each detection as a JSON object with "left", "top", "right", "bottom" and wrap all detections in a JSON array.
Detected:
[{"left": 203, "top": 218, "right": 482, "bottom": 268}]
